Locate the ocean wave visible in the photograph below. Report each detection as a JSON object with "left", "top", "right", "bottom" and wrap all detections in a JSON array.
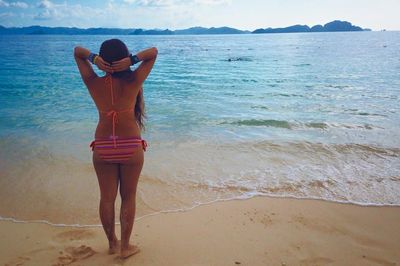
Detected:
[
  {"left": 325, "top": 84, "right": 351, "bottom": 89},
  {"left": 293, "top": 63, "right": 311, "bottom": 67},
  {"left": 219, "top": 119, "right": 380, "bottom": 130},
  {"left": 221, "top": 119, "right": 292, "bottom": 128},
  {"left": 344, "top": 109, "right": 388, "bottom": 117},
  {"left": 251, "top": 105, "right": 269, "bottom": 110},
  {"left": 1, "top": 136, "right": 399, "bottom": 225},
  {"left": 224, "top": 57, "right": 253, "bottom": 62}
]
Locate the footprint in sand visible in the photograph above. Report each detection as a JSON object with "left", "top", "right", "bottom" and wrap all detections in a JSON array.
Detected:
[
  {"left": 54, "top": 245, "right": 96, "bottom": 266},
  {"left": 243, "top": 211, "right": 275, "bottom": 228},
  {"left": 4, "top": 256, "right": 30, "bottom": 266},
  {"left": 5, "top": 232, "right": 96, "bottom": 266}
]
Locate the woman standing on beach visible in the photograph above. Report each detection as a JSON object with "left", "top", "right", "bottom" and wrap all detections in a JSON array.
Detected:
[{"left": 74, "top": 39, "right": 157, "bottom": 258}]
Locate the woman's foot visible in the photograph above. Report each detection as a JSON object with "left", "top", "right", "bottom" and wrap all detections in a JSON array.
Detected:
[
  {"left": 108, "top": 239, "right": 120, "bottom": 255},
  {"left": 120, "top": 244, "right": 140, "bottom": 259}
]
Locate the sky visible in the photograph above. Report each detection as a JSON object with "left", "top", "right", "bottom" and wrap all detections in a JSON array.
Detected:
[{"left": 0, "top": 0, "right": 399, "bottom": 31}]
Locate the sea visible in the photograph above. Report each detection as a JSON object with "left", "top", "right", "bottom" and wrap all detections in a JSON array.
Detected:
[{"left": 0, "top": 32, "right": 399, "bottom": 226}]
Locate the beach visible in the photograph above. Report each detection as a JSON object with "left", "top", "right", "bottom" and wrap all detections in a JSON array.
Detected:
[
  {"left": 1, "top": 196, "right": 399, "bottom": 265},
  {"left": 0, "top": 32, "right": 400, "bottom": 265}
]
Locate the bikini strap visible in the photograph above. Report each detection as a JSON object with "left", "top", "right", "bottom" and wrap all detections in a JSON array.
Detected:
[
  {"left": 90, "top": 138, "right": 148, "bottom": 152},
  {"left": 105, "top": 74, "right": 115, "bottom": 105}
]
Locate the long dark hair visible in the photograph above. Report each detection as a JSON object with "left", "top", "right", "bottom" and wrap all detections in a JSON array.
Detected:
[{"left": 99, "top": 39, "right": 145, "bottom": 130}]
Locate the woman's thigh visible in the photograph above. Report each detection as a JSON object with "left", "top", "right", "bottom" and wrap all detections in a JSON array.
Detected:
[
  {"left": 93, "top": 151, "right": 119, "bottom": 201},
  {"left": 119, "top": 149, "right": 144, "bottom": 199}
]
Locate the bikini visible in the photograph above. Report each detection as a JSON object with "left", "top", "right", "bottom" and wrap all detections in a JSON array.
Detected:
[{"left": 90, "top": 74, "right": 147, "bottom": 163}]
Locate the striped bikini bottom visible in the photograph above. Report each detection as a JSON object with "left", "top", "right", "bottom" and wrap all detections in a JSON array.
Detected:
[{"left": 90, "top": 137, "right": 147, "bottom": 163}]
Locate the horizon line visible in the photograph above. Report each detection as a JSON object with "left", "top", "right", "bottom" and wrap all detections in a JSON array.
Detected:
[{"left": 0, "top": 19, "right": 385, "bottom": 32}]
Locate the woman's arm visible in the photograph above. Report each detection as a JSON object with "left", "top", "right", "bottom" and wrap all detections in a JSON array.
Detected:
[
  {"left": 133, "top": 47, "right": 158, "bottom": 84},
  {"left": 135, "top": 47, "right": 158, "bottom": 62},
  {"left": 73, "top": 46, "right": 113, "bottom": 85},
  {"left": 112, "top": 47, "right": 158, "bottom": 84}
]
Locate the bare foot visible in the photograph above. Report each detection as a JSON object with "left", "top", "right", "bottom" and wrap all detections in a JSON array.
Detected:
[
  {"left": 109, "top": 240, "right": 120, "bottom": 255},
  {"left": 120, "top": 244, "right": 140, "bottom": 259}
]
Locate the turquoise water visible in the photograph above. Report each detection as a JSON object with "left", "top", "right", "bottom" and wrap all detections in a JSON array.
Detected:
[{"left": 0, "top": 32, "right": 399, "bottom": 225}]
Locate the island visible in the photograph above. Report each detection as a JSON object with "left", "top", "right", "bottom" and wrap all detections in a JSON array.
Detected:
[
  {"left": 253, "top": 20, "right": 366, "bottom": 34},
  {"left": 0, "top": 20, "right": 370, "bottom": 35}
]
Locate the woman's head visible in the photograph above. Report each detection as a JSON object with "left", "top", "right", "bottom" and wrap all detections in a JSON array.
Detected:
[
  {"left": 99, "top": 38, "right": 129, "bottom": 64},
  {"left": 99, "top": 39, "right": 132, "bottom": 78}
]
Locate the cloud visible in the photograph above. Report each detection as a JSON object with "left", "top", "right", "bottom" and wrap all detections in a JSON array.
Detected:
[
  {"left": 194, "top": 0, "right": 231, "bottom": 5},
  {"left": 28, "top": 0, "right": 232, "bottom": 28},
  {"left": 0, "top": 11, "right": 14, "bottom": 18},
  {"left": 34, "top": 0, "right": 59, "bottom": 20},
  {"left": 123, "top": 0, "right": 230, "bottom": 7},
  {"left": 123, "top": 0, "right": 175, "bottom": 6},
  {"left": 0, "top": 0, "right": 28, "bottom": 8},
  {"left": 34, "top": 0, "right": 104, "bottom": 22},
  {"left": 37, "top": 0, "right": 52, "bottom": 9}
]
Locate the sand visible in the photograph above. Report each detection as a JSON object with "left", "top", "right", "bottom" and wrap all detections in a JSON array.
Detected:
[{"left": 1, "top": 196, "right": 399, "bottom": 266}]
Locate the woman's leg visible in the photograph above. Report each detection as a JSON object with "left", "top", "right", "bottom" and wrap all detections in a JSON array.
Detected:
[
  {"left": 119, "top": 149, "right": 144, "bottom": 258},
  {"left": 93, "top": 152, "right": 120, "bottom": 254}
]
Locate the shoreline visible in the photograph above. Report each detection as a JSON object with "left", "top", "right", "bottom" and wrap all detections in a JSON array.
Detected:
[
  {"left": 2, "top": 194, "right": 400, "bottom": 228},
  {"left": 1, "top": 196, "right": 399, "bottom": 265}
]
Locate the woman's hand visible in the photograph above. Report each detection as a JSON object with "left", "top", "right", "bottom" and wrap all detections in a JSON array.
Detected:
[
  {"left": 111, "top": 57, "right": 131, "bottom": 72},
  {"left": 95, "top": 56, "right": 113, "bottom": 73}
]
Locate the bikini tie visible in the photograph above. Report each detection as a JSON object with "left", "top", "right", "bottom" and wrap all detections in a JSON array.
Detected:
[
  {"left": 106, "top": 110, "right": 118, "bottom": 148},
  {"left": 90, "top": 141, "right": 95, "bottom": 151},
  {"left": 141, "top": 140, "right": 148, "bottom": 151}
]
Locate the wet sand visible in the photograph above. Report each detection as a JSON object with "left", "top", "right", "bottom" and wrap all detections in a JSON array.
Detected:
[{"left": 1, "top": 196, "right": 400, "bottom": 266}]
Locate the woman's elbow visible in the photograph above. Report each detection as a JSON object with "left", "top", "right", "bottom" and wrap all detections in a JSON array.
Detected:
[
  {"left": 152, "top": 47, "right": 158, "bottom": 57},
  {"left": 73, "top": 46, "right": 80, "bottom": 56},
  {"left": 74, "top": 46, "right": 84, "bottom": 57}
]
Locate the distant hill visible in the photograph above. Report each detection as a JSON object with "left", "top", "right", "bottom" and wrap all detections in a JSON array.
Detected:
[
  {"left": 0, "top": 20, "right": 370, "bottom": 35},
  {"left": 131, "top": 29, "right": 175, "bottom": 35},
  {"left": 253, "top": 20, "right": 368, "bottom": 34},
  {"left": 173, "top": 27, "right": 248, "bottom": 35},
  {"left": 0, "top": 25, "right": 248, "bottom": 35},
  {"left": 253, "top": 25, "right": 311, "bottom": 34}
]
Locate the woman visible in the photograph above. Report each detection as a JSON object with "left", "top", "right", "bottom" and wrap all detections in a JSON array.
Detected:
[{"left": 74, "top": 39, "right": 157, "bottom": 259}]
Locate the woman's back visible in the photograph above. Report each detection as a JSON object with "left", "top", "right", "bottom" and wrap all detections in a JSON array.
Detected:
[{"left": 87, "top": 74, "right": 142, "bottom": 139}]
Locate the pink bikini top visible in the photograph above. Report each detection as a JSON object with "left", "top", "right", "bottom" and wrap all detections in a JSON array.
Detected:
[{"left": 99, "top": 74, "right": 134, "bottom": 148}]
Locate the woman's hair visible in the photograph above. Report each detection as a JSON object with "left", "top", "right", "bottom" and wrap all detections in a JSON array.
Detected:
[{"left": 99, "top": 39, "right": 145, "bottom": 130}]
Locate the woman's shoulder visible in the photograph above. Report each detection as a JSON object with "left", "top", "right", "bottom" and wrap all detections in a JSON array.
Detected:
[
  {"left": 119, "top": 72, "right": 142, "bottom": 88},
  {"left": 85, "top": 75, "right": 105, "bottom": 89}
]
